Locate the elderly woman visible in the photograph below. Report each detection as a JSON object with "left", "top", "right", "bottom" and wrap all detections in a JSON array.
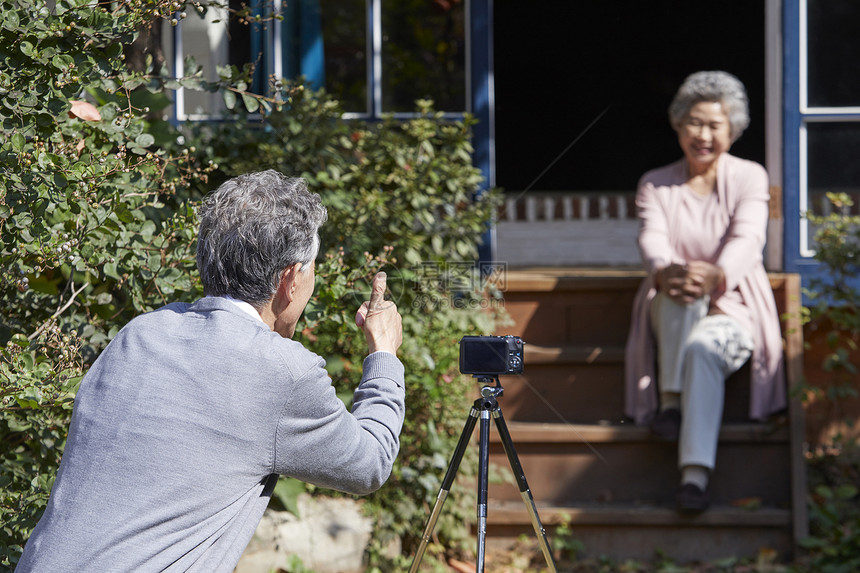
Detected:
[{"left": 624, "top": 71, "right": 786, "bottom": 514}]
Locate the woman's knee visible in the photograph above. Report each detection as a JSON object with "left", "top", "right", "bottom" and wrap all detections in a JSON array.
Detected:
[{"left": 683, "top": 334, "right": 720, "bottom": 361}]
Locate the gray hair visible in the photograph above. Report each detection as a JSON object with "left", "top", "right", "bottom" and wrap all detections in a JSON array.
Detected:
[
  {"left": 668, "top": 71, "right": 750, "bottom": 142},
  {"left": 196, "top": 170, "right": 328, "bottom": 306}
]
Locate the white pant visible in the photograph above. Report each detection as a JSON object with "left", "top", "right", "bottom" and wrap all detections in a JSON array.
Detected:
[{"left": 650, "top": 293, "right": 754, "bottom": 470}]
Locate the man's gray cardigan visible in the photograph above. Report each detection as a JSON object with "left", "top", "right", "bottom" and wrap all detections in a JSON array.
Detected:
[{"left": 17, "top": 297, "right": 405, "bottom": 572}]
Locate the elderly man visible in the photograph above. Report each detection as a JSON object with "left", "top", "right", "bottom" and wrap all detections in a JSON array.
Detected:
[{"left": 17, "top": 171, "right": 405, "bottom": 572}]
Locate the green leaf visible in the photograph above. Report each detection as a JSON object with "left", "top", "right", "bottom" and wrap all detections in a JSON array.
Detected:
[
  {"left": 11, "top": 132, "right": 25, "bottom": 151},
  {"left": 100, "top": 102, "right": 120, "bottom": 122},
  {"left": 241, "top": 93, "right": 259, "bottom": 113},
  {"left": 106, "top": 42, "right": 123, "bottom": 59},
  {"left": 431, "top": 236, "right": 443, "bottom": 253},
  {"left": 53, "top": 172, "right": 68, "bottom": 188},
  {"left": 2, "top": 9, "right": 19, "bottom": 29},
  {"left": 134, "top": 133, "right": 155, "bottom": 147},
  {"left": 20, "top": 41, "right": 35, "bottom": 57},
  {"left": 103, "top": 261, "right": 120, "bottom": 280},
  {"left": 16, "top": 397, "right": 40, "bottom": 409},
  {"left": 114, "top": 204, "right": 134, "bottom": 223},
  {"left": 9, "top": 334, "right": 30, "bottom": 349},
  {"left": 222, "top": 90, "right": 236, "bottom": 110},
  {"left": 79, "top": 243, "right": 95, "bottom": 260},
  {"left": 122, "top": 78, "right": 145, "bottom": 90},
  {"left": 140, "top": 220, "right": 157, "bottom": 240},
  {"left": 180, "top": 78, "right": 202, "bottom": 91},
  {"left": 51, "top": 54, "right": 75, "bottom": 70},
  {"left": 271, "top": 477, "right": 306, "bottom": 517},
  {"left": 37, "top": 152, "right": 52, "bottom": 169}
]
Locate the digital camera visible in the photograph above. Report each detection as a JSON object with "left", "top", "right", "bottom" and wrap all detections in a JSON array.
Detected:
[{"left": 458, "top": 335, "right": 524, "bottom": 376}]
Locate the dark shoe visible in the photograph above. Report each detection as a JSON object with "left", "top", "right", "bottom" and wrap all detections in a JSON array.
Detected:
[
  {"left": 676, "top": 483, "right": 710, "bottom": 515},
  {"left": 649, "top": 408, "right": 681, "bottom": 440}
]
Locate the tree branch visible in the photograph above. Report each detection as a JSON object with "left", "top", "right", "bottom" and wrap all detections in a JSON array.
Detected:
[{"left": 28, "top": 279, "right": 89, "bottom": 341}]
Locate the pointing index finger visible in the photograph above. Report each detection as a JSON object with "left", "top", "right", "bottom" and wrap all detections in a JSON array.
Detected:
[{"left": 369, "top": 271, "right": 387, "bottom": 310}]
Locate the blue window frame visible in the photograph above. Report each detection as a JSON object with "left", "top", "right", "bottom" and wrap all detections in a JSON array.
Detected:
[{"left": 783, "top": 0, "right": 860, "bottom": 285}]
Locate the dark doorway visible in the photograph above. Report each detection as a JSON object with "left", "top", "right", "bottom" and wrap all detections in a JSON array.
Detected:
[{"left": 493, "top": 1, "right": 766, "bottom": 193}]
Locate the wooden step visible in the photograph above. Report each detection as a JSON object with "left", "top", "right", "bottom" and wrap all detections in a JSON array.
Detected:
[
  {"left": 499, "top": 343, "right": 628, "bottom": 424},
  {"left": 484, "top": 422, "right": 793, "bottom": 507},
  {"left": 483, "top": 501, "right": 794, "bottom": 563},
  {"left": 487, "top": 420, "right": 792, "bottom": 444},
  {"left": 487, "top": 501, "right": 792, "bottom": 527},
  {"left": 498, "top": 281, "right": 640, "bottom": 348}
]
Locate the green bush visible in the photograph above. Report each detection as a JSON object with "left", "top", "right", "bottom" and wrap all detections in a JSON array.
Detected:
[
  {"left": 187, "top": 88, "right": 505, "bottom": 569},
  {"left": 1, "top": 1, "right": 502, "bottom": 570},
  {"left": 796, "top": 192, "right": 860, "bottom": 571},
  {"left": 0, "top": 0, "right": 216, "bottom": 565},
  {"left": 801, "top": 444, "right": 860, "bottom": 573},
  {"left": 802, "top": 192, "right": 860, "bottom": 390}
]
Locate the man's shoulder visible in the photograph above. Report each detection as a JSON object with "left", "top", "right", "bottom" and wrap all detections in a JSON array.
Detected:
[
  {"left": 130, "top": 298, "right": 253, "bottom": 327},
  {"left": 114, "top": 301, "right": 193, "bottom": 335},
  {"left": 259, "top": 331, "right": 320, "bottom": 359},
  {"left": 117, "top": 299, "right": 323, "bottom": 377}
]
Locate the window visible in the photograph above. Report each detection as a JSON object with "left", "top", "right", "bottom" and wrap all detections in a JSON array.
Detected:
[
  {"left": 791, "top": 0, "right": 860, "bottom": 261},
  {"left": 806, "top": 0, "right": 860, "bottom": 108},
  {"left": 319, "top": 0, "right": 367, "bottom": 113},
  {"left": 378, "top": 0, "right": 466, "bottom": 114},
  {"left": 167, "top": 0, "right": 469, "bottom": 121}
]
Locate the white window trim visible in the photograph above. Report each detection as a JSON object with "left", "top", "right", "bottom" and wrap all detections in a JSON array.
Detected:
[{"left": 796, "top": 0, "right": 860, "bottom": 258}]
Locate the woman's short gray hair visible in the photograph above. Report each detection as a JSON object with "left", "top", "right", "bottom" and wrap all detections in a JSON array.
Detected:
[
  {"left": 668, "top": 71, "right": 750, "bottom": 142},
  {"left": 196, "top": 170, "right": 328, "bottom": 306}
]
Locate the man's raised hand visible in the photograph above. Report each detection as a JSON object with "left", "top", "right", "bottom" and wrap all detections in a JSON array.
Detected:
[{"left": 355, "top": 272, "right": 403, "bottom": 355}]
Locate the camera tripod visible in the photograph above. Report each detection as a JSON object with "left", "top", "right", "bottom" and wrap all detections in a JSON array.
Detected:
[{"left": 408, "top": 375, "right": 558, "bottom": 573}]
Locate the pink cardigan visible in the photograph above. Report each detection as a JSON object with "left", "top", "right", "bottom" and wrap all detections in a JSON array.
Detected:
[{"left": 624, "top": 154, "right": 786, "bottom": 425}]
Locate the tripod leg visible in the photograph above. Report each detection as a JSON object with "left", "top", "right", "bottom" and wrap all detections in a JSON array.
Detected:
[
  {"left": 408, "top": 406, "right": 480, "bottom": 573},
  {"left": 476, "top": 408, "right": 491, "bottom": 573},
  {"left": 492, "top": 407, "right": 559, "bottom": 572}
]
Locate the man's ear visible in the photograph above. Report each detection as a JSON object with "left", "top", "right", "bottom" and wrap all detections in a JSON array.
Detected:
[{"left": 278, "top": 263, "right": 304, "bottom": 302}]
